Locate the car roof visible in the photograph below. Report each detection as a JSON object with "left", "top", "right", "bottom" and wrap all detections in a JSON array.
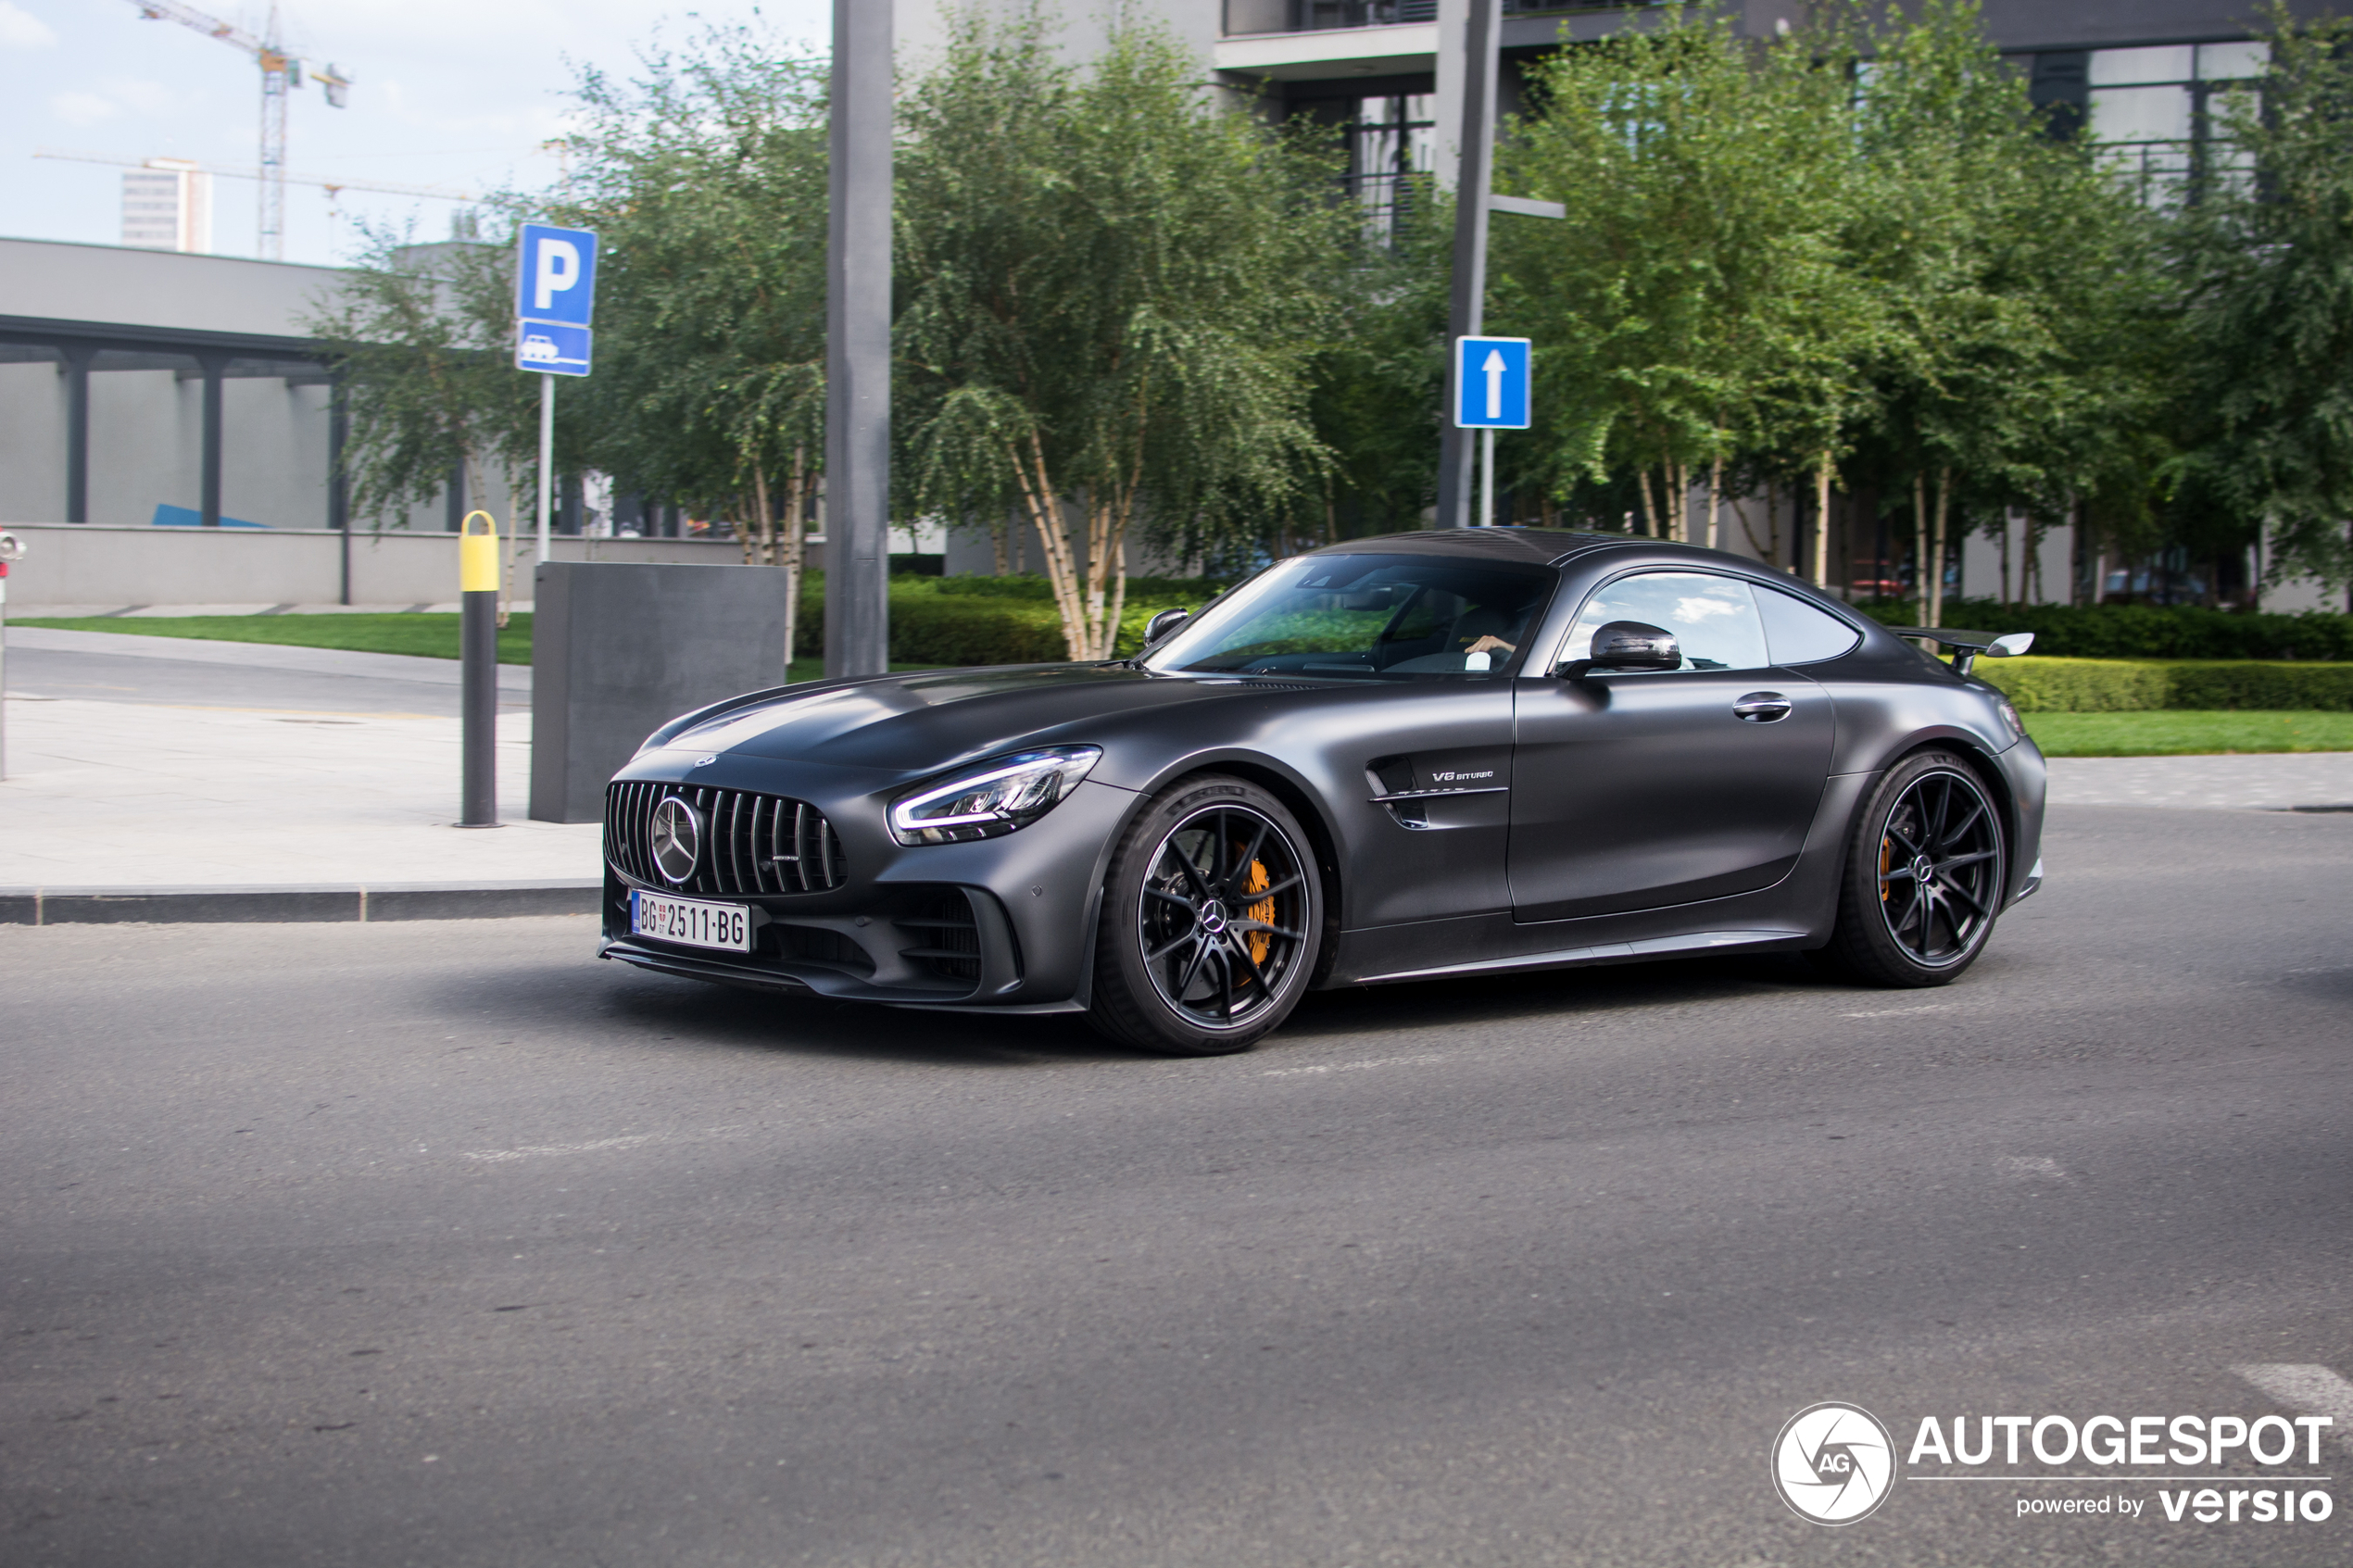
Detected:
[
  {"left": 1299, "top": 528, "right": 1618, "bottom": 567},
  {"left": 1302, "top": 527, "right": 1823, "bottom": 571}
]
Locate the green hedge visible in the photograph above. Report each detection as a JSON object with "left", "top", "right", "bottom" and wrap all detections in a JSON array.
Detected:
[
  {"left": 1978, "top": 657, "right": 2353, "bottom": 711},
  {"left": 1858, "top": 598, "right": 2353, "bottom": 660},
  {"left": 794, "top": 572, "right": 1226, "bottom": 664}
]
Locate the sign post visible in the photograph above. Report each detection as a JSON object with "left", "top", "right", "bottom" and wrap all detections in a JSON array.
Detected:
[
  {"left": 513, "top": 222, "right": 599, "bottom": 565},
  {"left": 1452, "top": 335, "right": 1530, "bottom": 527}
]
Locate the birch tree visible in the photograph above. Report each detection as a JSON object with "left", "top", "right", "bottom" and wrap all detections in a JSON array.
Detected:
[{"left": 897, "top": 6, "right": 1340, "bottom": 659}]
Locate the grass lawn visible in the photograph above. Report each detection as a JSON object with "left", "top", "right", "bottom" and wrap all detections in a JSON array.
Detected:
[{"left": 2023, "top": 709, "right": 2353, "bottom": 756}]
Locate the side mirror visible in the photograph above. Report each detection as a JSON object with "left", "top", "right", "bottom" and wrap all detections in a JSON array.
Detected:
[
  {"left": 1558, "top": 620, "right": 1681, "bottom": 680},
  {"left": 1142, "top": 608, "right": 1190, "bottom": 646}
]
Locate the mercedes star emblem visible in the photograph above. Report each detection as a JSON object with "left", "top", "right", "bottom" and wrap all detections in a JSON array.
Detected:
[{"left": 650, "top": 796, "right": 703, "bottom": 883}]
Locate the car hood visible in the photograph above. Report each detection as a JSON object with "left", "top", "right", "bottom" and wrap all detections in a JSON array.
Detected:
[{"left": 649, "top": 663, "right": 1266, "bottom": 777}]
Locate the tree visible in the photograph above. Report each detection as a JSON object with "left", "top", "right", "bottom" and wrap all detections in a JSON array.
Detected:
[
  {"left": 896, "top": 6, "right": 1342, "bottom": 659},
  {"left": 1495, "top": 4, "right": 1873, "bottom": 559},
  {"left": 2171, "top": 4, "right": 2353, "bottom": 603},
  {"left": 1843, "top": 0, "right": 2166, "bottom": 624},
  {"left": 551, "top": 22, "right": 830, "bottom": 599},
  {"left": 308, "top": 228, "right": 538, "bottom": 533}
]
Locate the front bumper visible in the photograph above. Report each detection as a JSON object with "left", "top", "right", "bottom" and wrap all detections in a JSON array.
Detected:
[{"left": 596, "top": 755, "right": 1139, "bottom": 1009}]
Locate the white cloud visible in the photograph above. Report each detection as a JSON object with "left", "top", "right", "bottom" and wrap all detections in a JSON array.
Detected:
[
  {"left": 49, "top": 90, "right": 117, "bottom": 127},
  {"left": 0, "top": 2, "right": 57, "bottom": 49}
]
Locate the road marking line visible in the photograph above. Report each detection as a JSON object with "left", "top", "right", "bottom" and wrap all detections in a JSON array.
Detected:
[
  {"left": 463, "top": 1127, "right": 746, "bottom": 1163},
  {"left": 1999, "top": 1156, "right": 2068, "bottom": 1181},
  {"left": 1261, "top": 1053, "right": 1447, "bottom": 1079},
  {"left": 2235, "top": 1363, "right": 2353, "bottom": 1446},
  {"left": 1841, "top": 1004, "right": 1954, "bottom": 1019}
]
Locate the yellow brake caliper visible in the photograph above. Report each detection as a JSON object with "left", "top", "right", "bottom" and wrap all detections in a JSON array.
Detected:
[{"left": 1243, "top": 858, "right": 1275, "bottom": 969}]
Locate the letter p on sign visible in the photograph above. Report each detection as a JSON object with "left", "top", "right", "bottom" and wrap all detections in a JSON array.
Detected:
[
  {"left": 535, "top": 240, "right": 578, "bottom": 312},
  {"left": 515, "top": 223, "right": 599, "bottom": 330}
]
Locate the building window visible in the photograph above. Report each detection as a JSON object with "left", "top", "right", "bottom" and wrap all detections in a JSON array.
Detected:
[
  {"left": 1291, "top": 91, "right": 1436, "bottom": 241},
  {"left": 2078, "top": 41, "right": 2268, "bottom": 202}
]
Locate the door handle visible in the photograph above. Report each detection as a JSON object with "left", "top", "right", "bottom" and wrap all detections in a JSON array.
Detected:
[{"left": 1732, "top": 692, "right": 1793, "bottom": 722}]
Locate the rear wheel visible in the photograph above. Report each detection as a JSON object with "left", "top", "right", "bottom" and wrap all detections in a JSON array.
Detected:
[
  {"left": 1818, "top": 750, "right": 2007, "bottom": 986},
  {"left": 1088, "top": 775, "right": 1322, "bottom": 1056}
]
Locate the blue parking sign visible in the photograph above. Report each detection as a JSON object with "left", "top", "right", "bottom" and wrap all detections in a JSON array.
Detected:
[
  {"left": 515, "top": 320, "right": 592, "bottom": 377},
  {"left": 1453, "top": 335, "right": 1531, "bottom": 430},
  {"left": 515, "top": 223, "right": 599, "bottom": 328}
]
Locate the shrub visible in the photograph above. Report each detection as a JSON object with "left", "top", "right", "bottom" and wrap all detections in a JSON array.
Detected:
[
  {"left": 1978, "top": 658, "right": 2353, "bottom": 711},
  {"left": 1977, "top": 658, "right": 2170, "bottom": 712},
  {"left": 1856, "top": 599, "right": 2353, "bottom": 660},
  {"left": 793, "top": 573, "right": 1226, "bottom": 664}
]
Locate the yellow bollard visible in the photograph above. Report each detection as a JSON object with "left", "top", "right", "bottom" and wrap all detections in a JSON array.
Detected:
[{"left": 457, "top": 510, "right": 503, "bottom": 828}]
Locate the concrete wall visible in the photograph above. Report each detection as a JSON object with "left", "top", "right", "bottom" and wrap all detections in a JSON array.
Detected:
[{"left": 0, "top": 523, "right": 766, "bottom": 608}]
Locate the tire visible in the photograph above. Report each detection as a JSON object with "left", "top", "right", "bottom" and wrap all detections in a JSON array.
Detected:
[
  {"left": 1817, "top": 749, "right": 2007, "bottom": 987},
  {"left": 1087, "top": 774, "right": 1324, "bottom": 1056}
]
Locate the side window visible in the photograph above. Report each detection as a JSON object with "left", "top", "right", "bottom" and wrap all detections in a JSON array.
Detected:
[
  {"left": 1755, "top": 585, "right": 1863, "bottom": 664},
  {"left": 1566, "top": 571, "right": 1768, "bottom": 671}
]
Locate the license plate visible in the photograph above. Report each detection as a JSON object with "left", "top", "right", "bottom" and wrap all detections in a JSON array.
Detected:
[{"left": 630, "top": 890, "right": 752, "bottom": 952}]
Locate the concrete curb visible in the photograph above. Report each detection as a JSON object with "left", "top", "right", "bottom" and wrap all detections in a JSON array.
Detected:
[{"left": 0, "top": 881, "right": 600, "bottom": 926}]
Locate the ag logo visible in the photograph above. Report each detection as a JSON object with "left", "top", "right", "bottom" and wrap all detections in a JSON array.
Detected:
[{"left": 1771, "top": 1401, "right": 1896, "bottom": 1525}]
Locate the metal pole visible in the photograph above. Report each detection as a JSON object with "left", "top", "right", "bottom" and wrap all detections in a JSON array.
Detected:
[
  {"left": 457, "top": 511, "right": 500, "bottom": 828},
  {"left": 536, "top": 371, "right": 554, "bottom": 565},
  {"left": 1479, "top": 427, "right": 1494, "bottom": 528},
  {"left": 1436, "top": 0, "right": 1499, "bottom": 533},
  {"left": 824, "top": 0, "right": 893, "bottom": 679}
]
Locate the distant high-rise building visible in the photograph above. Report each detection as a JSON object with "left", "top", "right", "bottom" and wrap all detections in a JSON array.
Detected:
[{"left": 121, "top": 159, "right": 212, "bottom": 254}]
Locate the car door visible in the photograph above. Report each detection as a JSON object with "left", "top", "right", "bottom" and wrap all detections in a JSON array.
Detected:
[{"left": 1507, "top": 570, "right": 1835, "bottom": 923}]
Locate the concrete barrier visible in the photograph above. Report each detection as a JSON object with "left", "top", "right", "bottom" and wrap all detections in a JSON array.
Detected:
[{"left": 0, "top": 522, "right": 799, "bottom": 608}]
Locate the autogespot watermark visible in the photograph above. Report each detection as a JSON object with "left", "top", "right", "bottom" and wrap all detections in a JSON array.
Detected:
[
  {"left": 1772, "top": 1402, "right": 1898, "bottom": 1524},
  {"left": 1773, "top": 1402, "right": 2337, "bottom": 1528}
]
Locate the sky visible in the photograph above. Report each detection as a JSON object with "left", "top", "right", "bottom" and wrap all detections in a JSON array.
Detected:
[{"left": 0, "top": 0, "right": 831, "bottom": 270}]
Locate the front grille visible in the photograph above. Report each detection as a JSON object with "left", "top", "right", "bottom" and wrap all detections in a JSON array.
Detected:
[
  {"left": 606, "top": 781, "right": 847, "bottom": 896},
  {"left": 893, "top": 890, "right": 982, "bottom": 985}
]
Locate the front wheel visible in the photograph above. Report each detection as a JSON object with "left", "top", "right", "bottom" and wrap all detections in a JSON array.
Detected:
[
  {"left": 1818, "top": 750, "right": 2007, "bottom": 986},
  {"left": 1087, "top": 775, "right": 1323, "bottom": 1056}
]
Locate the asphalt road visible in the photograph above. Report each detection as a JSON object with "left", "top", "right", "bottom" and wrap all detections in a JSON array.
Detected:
[{"left": 3, "top": 804, "right": 2348, "bottom": 1567}]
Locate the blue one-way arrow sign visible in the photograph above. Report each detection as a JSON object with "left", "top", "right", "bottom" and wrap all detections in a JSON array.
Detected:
[{"left": 1453, "top": 335, "right": 1531, "bottom": 430}]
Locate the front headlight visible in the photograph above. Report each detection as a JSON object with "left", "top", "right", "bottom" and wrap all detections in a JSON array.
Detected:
[{"left": 889, "top": 747, "right": 1102, "bottom": 846}]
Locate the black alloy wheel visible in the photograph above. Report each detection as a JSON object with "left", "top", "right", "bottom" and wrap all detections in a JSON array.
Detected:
[
  {"left": 1818, "top": 750, "right": 2007, "bottom": 986},
  {"left": 1089, "top": 775, "right": 1322, "bottom": 1055}
]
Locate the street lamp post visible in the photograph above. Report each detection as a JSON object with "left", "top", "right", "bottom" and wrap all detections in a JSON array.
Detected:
[
  {"left": 1436, "top": 0, "right": 1500, "bottom": 532},
  {"left": 824, "top": 0, "right": 892, "bottom": 678}
]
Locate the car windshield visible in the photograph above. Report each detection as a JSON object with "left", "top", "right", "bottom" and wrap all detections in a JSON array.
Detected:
[{"left": 1142, "top": 554, "right": 1556, "bottom": 680}]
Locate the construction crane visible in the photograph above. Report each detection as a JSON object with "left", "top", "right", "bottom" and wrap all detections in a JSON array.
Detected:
[
  {"left": 126, "top": 2, "right": 352, "bottom": 260},
  {"left": 36, "top": 147, "right": 472, "bottom": 206}
]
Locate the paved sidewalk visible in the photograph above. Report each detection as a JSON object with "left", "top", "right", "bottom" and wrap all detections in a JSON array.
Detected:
[
  {"left": 3, "top": 631, "right": 593, "bottom": 903},
  {"left": 2045, "top": 752, "right": 2353, "bottom": 809}
]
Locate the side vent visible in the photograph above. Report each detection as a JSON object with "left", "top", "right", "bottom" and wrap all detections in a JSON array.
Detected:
[{"left": 893, "top": 891, "right": 983, "bottom": 985}]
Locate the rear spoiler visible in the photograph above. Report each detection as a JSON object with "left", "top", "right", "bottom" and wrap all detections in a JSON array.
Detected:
[{"left": 1887, "top": 626, "right": 2034, "bottom": 677}]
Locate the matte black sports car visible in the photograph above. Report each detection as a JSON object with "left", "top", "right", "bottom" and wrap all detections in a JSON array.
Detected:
[{"left": 599, "top": 528, "right": 2045, "bottom": 1054}]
